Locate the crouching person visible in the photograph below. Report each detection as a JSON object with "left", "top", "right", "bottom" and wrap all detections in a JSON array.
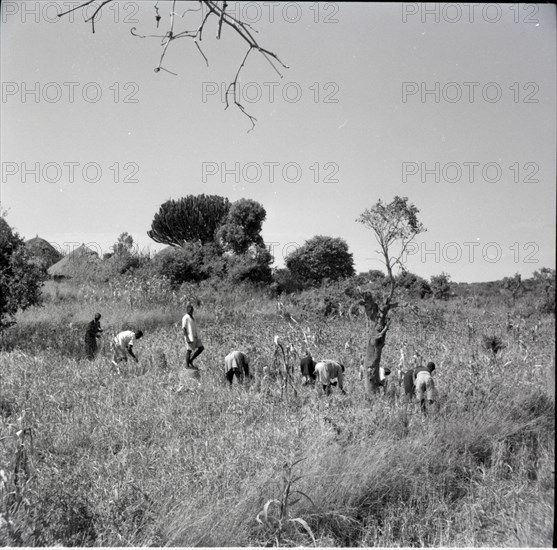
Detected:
[
  {"left": 414, "top": 361, "right": 436, "bottom": 413},
  {"left": 224, "top": 350, "right": 251, "bottom": 385},
  {"left": 112, "top": 330, "right": 143, "bottom": 372},
  {"left": 300, "top": 350, "right": 316, "bottom": 385},
  {"left": 315, "top": 360, "right": 346, "bottom": 396}
]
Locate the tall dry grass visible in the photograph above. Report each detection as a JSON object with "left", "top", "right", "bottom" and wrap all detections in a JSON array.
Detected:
[{"left": 0, "top": 279, "right": 554, "bottom": 546}]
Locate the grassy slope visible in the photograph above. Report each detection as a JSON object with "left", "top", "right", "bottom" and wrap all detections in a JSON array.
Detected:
[{"left": 0, "top": 280, "right": 554, "bottom": 547}]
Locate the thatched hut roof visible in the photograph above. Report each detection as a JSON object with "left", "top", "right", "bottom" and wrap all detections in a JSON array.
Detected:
[
  {"left": 25, "top": 236, "right": 63, "bottom": 269},
  {"left": 47, "top": 244, "right": 100, "bottom": 278}
]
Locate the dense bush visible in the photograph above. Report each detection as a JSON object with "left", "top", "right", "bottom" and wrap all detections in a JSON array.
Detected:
[
  {"left": 285, "top": 235, "right": 355, "bottom": 287},
  {"left": 396, "top": 269, "right": 432, "bottom": 299},
  {"left": 0, "top": 216, "right": 46, "bottom": 331},
  {"left": 216, "top": 199, "right": 266, "bottom": 254},
  {"left": 225, "top": 246, "right": 273, "bottom": 284},
  {"left": 153, "top": 243, "right": 225, "bottom": 287},
  {"left": 430, "top": 272, "right": 452, "bottom": 300},
  {"left": 153, "top": 242, "right": 273, "bottom": 287},
  {"left": 531, "top": 268, "right": 555, "bottom": 315},
  {"left": 285, "top": 278, "right": 361, "bottom": 318},
  {"left": 271, "top": 268, "right": 304, "bottom": 294}
]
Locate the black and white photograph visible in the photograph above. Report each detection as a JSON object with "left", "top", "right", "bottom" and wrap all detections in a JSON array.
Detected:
[{"left": 0, "top": 1, "right": 555, "bottom": 546}]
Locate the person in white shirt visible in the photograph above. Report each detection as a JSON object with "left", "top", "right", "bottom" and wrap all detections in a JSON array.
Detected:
[
  {"left": 112, "top": 330, "right": 143, "bottom": 368},
  {"left": 314, "top": 360, "right": 346, "bottom": 395},
  {"left": 182, "top": 304, "right": 204, "bottom": 369},
  {"left": 224, "top": 350, "right": 251, "bottom": 385}
]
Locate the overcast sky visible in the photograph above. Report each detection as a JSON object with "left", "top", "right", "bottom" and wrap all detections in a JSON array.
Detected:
[{"left": 1, "top": 1, "right": 555, "bottom": 282}]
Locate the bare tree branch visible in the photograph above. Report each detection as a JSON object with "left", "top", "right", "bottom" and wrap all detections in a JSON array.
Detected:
[
  {"left": 58, "top": 0, "right": 289, "bottom": 131},
  {"left": 225, "top": 46, "right": 257, "bottom": 132},
  {"left": 57, "top": 0, "right": 113, "bottom": 34}
]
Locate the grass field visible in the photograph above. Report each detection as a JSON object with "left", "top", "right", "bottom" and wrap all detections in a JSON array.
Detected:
[{"left": 0, "top": 279, "right": 554, "bottom": 546}]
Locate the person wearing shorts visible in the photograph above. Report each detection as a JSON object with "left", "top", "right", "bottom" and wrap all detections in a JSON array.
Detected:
[
  {"left": 414, "top": 361, "right": 436, "bottom": 412},
  {"left": 314, "top": 360, "right": 345, "bottom": 396},
  {"left": 112, "top": 330, "right": 143, "bottom": 369},
  {"left": 224, "top": 350, "right": 251, "bottom": 385},
  {"left": 182, "top": 303, "right": 204, "bottom": 369}
]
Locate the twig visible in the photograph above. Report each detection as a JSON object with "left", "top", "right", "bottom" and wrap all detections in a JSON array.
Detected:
[
  {"left": 225, "top": 47, "right": 257, "bottom": 132},
  {"left": 58, "top": 0, "right": 289, "bottom": 131}
]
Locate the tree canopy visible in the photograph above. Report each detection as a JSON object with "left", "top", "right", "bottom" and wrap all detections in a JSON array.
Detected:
[
  {"left": 430, "top": 272, "right": 452, "bottom": 301},
  {"left": 285, "top": 235, "right": 355, "bottom": 287},
  {"left": 148, "top": 195, "right": 231, "bottom": 247},
  {"left": 0, "top": 215, "right": 46, "bottom": 331},
  {"left": 112, "top": 232, "right": 134, "bottom": 255},
  {"left": 396, "top": 269, "right": 432, "bottom": 299},
  {"left": 357, "top": 196, "right": 425, "bottom": 285},
  {"left": 216, "top": 199, "right": 267, "bottom": 254}
]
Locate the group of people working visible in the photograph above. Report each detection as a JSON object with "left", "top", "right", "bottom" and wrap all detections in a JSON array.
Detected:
[
  {"left": 300, "top": 349, "right": 437, "bottom": 411},
  {"left": 84, "top": 303, "right": 204, "bottom": 370},
  {"left": 84, "top": 312, "right": 144, "bottom": 368},
  {"left": 84, "top": 308, "right": 437, "bottom": 411}
]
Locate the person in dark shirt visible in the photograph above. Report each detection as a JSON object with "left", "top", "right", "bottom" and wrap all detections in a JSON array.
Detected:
[
  {"left": 300, "top": 350, "right": 316, "bottom": 385},
  {"left": 402, "top": 368, "right": 415, "bottom": 402},
  {"left": 84, "top": 313, "right": 103, "bottom": 360}
]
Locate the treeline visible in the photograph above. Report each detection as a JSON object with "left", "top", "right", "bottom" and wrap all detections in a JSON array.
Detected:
[
  {"left": 1, "top": 196, "right": 555, "bottom": 331},
  {"left": 139, "top": 194, "right": 355, "bottom": 289}
]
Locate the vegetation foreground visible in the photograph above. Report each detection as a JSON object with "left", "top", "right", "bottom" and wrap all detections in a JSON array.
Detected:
[{"left": 0, "top": 280, "right": 554, "bottom": 547}]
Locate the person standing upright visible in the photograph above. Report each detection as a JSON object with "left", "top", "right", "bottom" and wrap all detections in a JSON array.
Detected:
[
  {"left": 84, "top": 313, "right": 103, "bottom": 360},
  {"left": 182, "top": 303, "right": 204, "bottom": 369}
]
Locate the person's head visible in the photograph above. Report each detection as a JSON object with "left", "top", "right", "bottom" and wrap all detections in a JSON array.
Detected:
[
  {"left": 427, "top": 361, "right": 436, "bottom": 373},
  {"left": 135, "top": 330, "right": 144, "bottom": 339},
  {"left": 94, "top": 313, "right": 101, "bottom": 321},
  {"left": 186, "top": 303, "right": 194, "bottom": 315}
]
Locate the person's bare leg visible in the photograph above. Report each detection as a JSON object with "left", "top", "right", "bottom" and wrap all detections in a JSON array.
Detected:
[{"left": 189, "top": 345, "right": 204, "bottom": 367}]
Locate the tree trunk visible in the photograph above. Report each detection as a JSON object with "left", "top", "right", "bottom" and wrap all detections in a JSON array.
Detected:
[
  {"left": 360, "top": 292, "right": 390, "bottom": 394},
  {"left": 364, "top": 327, "right": 387, "bottom": 394}
]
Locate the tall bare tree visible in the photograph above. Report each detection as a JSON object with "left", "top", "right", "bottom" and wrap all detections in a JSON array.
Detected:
[{"left": 356, "top": 196, "right": 426, "bottom": 394}]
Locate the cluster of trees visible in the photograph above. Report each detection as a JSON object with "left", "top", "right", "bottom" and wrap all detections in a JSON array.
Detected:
[
  {"left": 0, "top": 215, "right": 46, "bottom": 331},
  {"left": 148, "top": 195, "right": 273, "bottom": 286},
  {"left": 1, "top": 196, "right": 554, "bottom": 334},
  {"left": 147, "top": 194, "right": 360, "bottom": 289},
  {"left": 452, "top": 269, "right": 556, "bottom": 312}
]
